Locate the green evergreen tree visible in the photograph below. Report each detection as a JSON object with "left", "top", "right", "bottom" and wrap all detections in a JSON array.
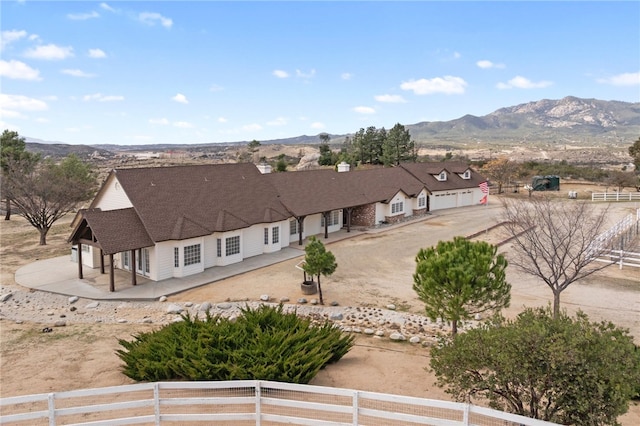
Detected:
[
  {"left": 382, "top": 123, "right": 415, "bottom": 166},
  {"left": 430, "top": 307, "right": 640, "bottom": 425},
  {"left": 0, "top": 130, "right": 40, "bottom": 220},
  {"left": 413, "top": 237, "right": 510, "bottom": 335},
  {"left": 302, "top": 236, "right": 337, "bottom": 305}
]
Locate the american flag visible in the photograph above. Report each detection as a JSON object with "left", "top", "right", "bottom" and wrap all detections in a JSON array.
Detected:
[{"left": 479, "top": 181, "right": 489, "bottom": 204}]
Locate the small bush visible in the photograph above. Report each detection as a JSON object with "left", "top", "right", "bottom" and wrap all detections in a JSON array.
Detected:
[{"left": 117, "top": 304, "right": 354, "bottom": 383}]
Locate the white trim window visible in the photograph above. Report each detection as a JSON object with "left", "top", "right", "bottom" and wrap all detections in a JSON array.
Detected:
[
  {"left": 216, "top": 238, "right": 222, "bottom": 257},
  {"left": 462, "top": 170, "right": 471, "bottom": 179},
  {"left": 226, "top": 236, "right": 240, "bottom": 256},
  {"left": 264, "top": 227, "right": 269, "bottom": 245},
  {"left": 272, "top": 226, "right": 279, "bottom": 244},
  {"left": 122, "top": 251, "right": 130, "bottom": 269},
  {"left": 418, "top": 196, "right": 426, "bottom": 208},
  {"left": 184, "top": 244, "right": 201, "bottom": 266},
  {"left": 437, "top": 171, "right": 447, "bottom": 181},
  {"left": 391, "top": 201, "right": 404, "bottom": 214},
  {"left": 174, "top": 247, "right": 179, "bottom": 267},
  {"left": 290, "top": 219, "right": 298, "bottom": 235},
  {"left": 321, "top": 210, "right": 340, "bottom": 227}
]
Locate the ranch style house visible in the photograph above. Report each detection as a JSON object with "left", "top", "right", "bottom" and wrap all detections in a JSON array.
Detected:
[{"left": 68, "top": 161, "right": 487, "bottom": 289}]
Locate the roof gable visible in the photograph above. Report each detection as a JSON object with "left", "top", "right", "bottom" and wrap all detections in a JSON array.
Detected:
[{"left": 113, "top": 163, "right": 289, "bottom": 241}]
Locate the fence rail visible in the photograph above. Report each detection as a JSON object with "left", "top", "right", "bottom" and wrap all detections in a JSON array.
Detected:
[
  {"left": 0, "top": 380, "right": 558, "bottom": 426},
  {"left": 591, "top": 192, "right": 640, "bottom": 202}
]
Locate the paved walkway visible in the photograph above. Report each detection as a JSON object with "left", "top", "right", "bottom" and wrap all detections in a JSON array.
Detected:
[{"left": 14, "top": 218, "right": 427, "bottom": 301}]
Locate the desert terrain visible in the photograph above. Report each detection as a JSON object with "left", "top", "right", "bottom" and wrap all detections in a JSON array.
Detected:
[{"left": 0, "top": 185, "right": 639, "bottom": 424}]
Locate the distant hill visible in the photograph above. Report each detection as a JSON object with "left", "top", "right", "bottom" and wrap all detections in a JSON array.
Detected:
[{"left": 25, "top": 97, "right": 640, "bottom": 157}]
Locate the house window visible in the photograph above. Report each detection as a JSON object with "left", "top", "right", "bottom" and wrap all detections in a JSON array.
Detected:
[
  {"left": 463, "top": 170, "right": 470, "bottom": 179},
  {"left": 438, "top": 171, "right": 447, "bottom": 181},
  {"left": 184, "top": 244, "right": 201, "bottom": 266},
  {"left": 264, "top": 227, "right": 269, "bottom": 245},
  {"left": 82, "top": 244, "right": 90, "bottom": 253},
  {"left": 418, "top": 196, "right": 426, "bottom": 208},
  {"left": 226, "top": 236, "right": 240, "bottom": 256},
  {"left": 272, "top": 226, "right": 279, "bottom": 244},
  {"left": 122, "top": 251, "right": 130, "bottom": 269},
  {"left": 391, "top": 201, "right": 404, "bottom": 214},
  {"left": 174, "top": 247, "right": 179, "bottom": 267},
  {"left": 321, "top": 210, "right": 340, "bottom": 227},
  {"left": 290, "top": 219, "right": 298, "bottom": 235},
  {"left": 216, "top": 238, "right": 221, "bottom": 257}
]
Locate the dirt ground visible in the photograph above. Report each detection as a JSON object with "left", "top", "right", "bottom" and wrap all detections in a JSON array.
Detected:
[{"left": 1, "top": 191, "right": 639, "bottom": 424}]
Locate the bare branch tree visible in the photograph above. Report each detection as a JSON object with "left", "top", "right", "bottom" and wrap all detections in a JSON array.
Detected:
[
  {"left": 500, "top": 197, "right": 612, "bottom": 318},
  {"left": 5, "top": 155, "right": 96, "bottom": 245}
]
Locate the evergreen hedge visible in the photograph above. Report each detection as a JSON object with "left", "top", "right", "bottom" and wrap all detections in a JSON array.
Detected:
[{"left": 117, "top": 304, "right": 354, "bottom": 383}]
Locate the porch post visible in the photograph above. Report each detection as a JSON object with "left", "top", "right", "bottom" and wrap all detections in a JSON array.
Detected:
[
  {"left": 345, "top": 208, "right": 352, "bottom": 233},
  {"left": 100, "top": 249, "right": 105, "bottom": 274},
  {"left": 109, "top": 254, "right": 115, "bottom": 292},
  {"left": 297, "top": 216, "right": 305, "bottom": 246},
  {"left": 77, "top": 242, "right": 83, "bottom": 279},
  {"left": 323, "top": 212, "right": 329, "bottom": 239},
  {"left": 130, "top": 250, "right": 137, "bottom": 286}
]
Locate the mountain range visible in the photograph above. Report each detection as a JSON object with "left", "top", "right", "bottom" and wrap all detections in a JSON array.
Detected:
[{"left": 25, "top": 96, "right": 640, "bottom": 158}]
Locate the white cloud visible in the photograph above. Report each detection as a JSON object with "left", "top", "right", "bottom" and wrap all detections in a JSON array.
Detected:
[
  {"left": 61, "top": 69, "right": 95, "bottom": 78},
  {"left": 273, "top": 69, "right": 289, "bottom": 78},
  {"left": 496, "top": 76, "right": 553, "bottom": 89},
  {"left": 477, "top": 60, "right": 505, "bottom": 69},
  {"left": 24, "top": 44, "right": 74, "bottom": 60},
  {"left": 209, "top": 84, "right": 224, "bottom": 92},
  {"left": 88, "top": 48, "right": 106, "bottom": 58},
  {"left": 353, "top": 106, "right": 376, "bottom": 114},
  {"left": 596, "top": 72, "right": 640, "bottom": 86},
  {"left": 1, "top": 29, "right": 27, "bottom": 49},
  {"left": 310, "top": 122, "right": 325, "bottom": 129},
  {"left": 100, "top": 3, "right": 116, "bottom": 13},
  {"left": 138, "top": 12, "right": 173, "bottom": 29},
  {"left": 67, "top": 11, "right": 99, "bottom": 20},
  {"left": 341, "top": 72, "right": 352, "bottom": 80},
  {"left": 83, "top": 93, "right": 124, "bottom": 102},
  {"left": 374, "top": 94, "right": 407, "bottom": 103},
  {"left": 173, "top": 121, "right": 193, "bottom": 128},
  {"left": 0, "top": 60, "right": 41, "bottom": 80},
  {"left": 35, "top": 117, "right": 50, "bottom": 123},
  {"left": 0, "top": 94, "right": 48, "bottom": 118},
  {"left": 267, "top": 117, "right": 288, "bottom": 126},
  {"left": 453, "top": 51, "right": 461, "bottom": 59},
  {"left": 217, "top": 117, "right": 228, "bottom": 123},
  {"left": 149, "top": 118, "right": 169, "bottom": 125},
  {"left": 172, "top": 93, "right": 188, "bottom": 104},
  {"left": 243, "top": 123, "right": 262, "bottom": 131},
  {"left": 296, "top": 69, "right": 316, "bottom": 79},
  {"left": 42, "top": 95, "right": 58, "bottom": 101},
  {"left": 400, "top": 76, "right": 467, "bottom": 95}
]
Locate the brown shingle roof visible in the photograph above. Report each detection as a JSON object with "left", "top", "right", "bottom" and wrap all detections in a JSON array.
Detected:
[
  {"left": 400, "top": 162, "right": 486, "bottom": 191},
  {"left": 114, "top": 163, "right": 290, "bottom": 241},
  {"left": 265, "top": 169, "right": 370, "bottom": 217},
  {"left": 346, "top": 167, "right": 425, "bottom": 202},
  {"left": 68, "top": 208, "right": 154, "bottom": 255}
]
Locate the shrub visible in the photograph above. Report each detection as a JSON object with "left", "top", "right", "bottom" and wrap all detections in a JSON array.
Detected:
[{"left": 117, "top": 304, "right": 354, "bottom": 383}]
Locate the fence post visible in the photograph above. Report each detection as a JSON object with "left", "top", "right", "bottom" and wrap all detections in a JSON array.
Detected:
[
  {"left": 463, "top": 402, "right": 470, "bottom": 425},
  {"left": 48, "top": 393, "right": 55, "bottom": 426},
  {"left": 255, "top": 381, "right": 261, "bottom": 426},
  {"left": 154, "top": 382, "right": 160, "bottom": 425},
  {"left": 352, "top": 390, "right": 359, "bottom": 425}
]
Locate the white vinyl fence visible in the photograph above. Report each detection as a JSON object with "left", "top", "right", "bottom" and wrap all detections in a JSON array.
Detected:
[
  {"left": 0, "top": 380, "right": 558, "bottom": 426},
  {"left": 591, "top": 192, "right": 640, "bottom": 202},
  {"left": 590, "top": 209, "right": 640, "bottom": 269}
]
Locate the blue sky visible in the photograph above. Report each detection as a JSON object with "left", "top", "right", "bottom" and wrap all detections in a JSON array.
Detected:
[{"left": 1, "top": 1, "right": 639, "bottom": 145}]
